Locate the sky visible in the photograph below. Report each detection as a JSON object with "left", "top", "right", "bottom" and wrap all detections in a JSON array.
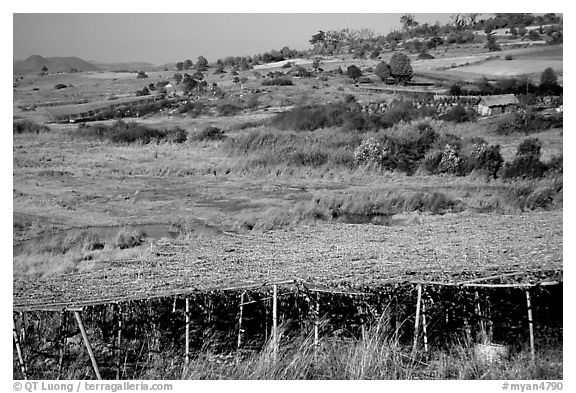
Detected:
[{"left": 13, "top": 13, "right": 454, "bottom": 65}]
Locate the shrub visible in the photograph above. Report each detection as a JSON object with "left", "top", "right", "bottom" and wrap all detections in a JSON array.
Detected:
[
  {"left": 115, "top": 229, "right": 146, "bottom": 249},
  {"left": 436, "top": 144, "right": 466, "bottom": 175},
  {"left": 272, "top": 102, "right": 353, "bottom": 131},
  {"left": 13, "top": 120, "right": 50, "bottom": 134},
  {"left": 165, "top": 127, "right": 188, "bottom": 143},
  {"left": 192, "top": 126, "right": 226, "bottom": 142},
  {"left": 73, "top": 121, "right": 187, "bottom": 144},
  {"left": 217, "top": 103, "right": 243, "bottom": 116},
  {"left": 417, "top": 52, "right": 435, "bottom": 60},
  {"left": 261, "top": 78, "right": 294, "bottom": 86},
  {"left": 346, "top": 65, "right": 362, "bottom": 80},
  {"left": 495, "top": 112, "right": 563, "bottom": 135},
  {"left": 353, "top": 137, "right": 386, "bottom": 166},
  {"left": 356, "top": 124, "right": 438, "bottom": 174},
  {"left": 501, "top": 138, "right": 547, "bottom": 179},
  {"left": 441, "top": 105, "right": 476, "bottom": 123},
  {"left": 178, "top": 101, "right": 209, "bottom": 117},
  {"left": 505, "top": 55, "right": 514, "bottom": 60},
  {"left": 449, "top": 84, "right": 463, "bottom": 96},
  {"left": 466, "top": 141, "right": 504, "bottom": 178}
]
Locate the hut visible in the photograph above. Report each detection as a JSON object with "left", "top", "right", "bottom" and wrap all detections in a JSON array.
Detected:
[{"left": 476, "top": 94, "right": 519, "bottom": 116}]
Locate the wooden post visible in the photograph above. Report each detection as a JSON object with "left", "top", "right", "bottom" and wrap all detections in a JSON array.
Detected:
[
  {"left": 185, "top": 297, "right": 190, "bottom": 366},
  {"left": 272, "top": 284, "right": 278, "bottom": 359},
  {"left": 412, "top": 284, "right": 423, "bottom": 354},
  {"left": 237, "top": 291, "right": 245, "bottom": 350},
  {"left": 73, "top": 311, "right": 102, "bottom": 380},
  {"left": 115, "top": 304, "right": 123, "bottom": 380},
  {"left": 13, "top": 317, "right": 27, "bottom": 380},
  {"left": 525, "top": 289, "right": 535, "bottom": 362},
  {"left": 57, "top": 311, "right": 67, "bottom": 379},
  {"left": 422, "top": 297, "right": 429, "bottom": 353}
]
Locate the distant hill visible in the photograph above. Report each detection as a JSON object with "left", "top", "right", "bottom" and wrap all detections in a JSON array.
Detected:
[
  {"left": 13, "top": 55, "right": 100, "bottom": 74},
  {"left": 88, "top": 60, "right": 158, "bottom": 72}
]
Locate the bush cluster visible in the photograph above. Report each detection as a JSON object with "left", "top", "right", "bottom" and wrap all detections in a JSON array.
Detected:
[
  {"left": 261, "top": 77, "right": 294, "bottom": 86},
  {"left": 217, "top": 103, "right": 243, "bottom": 116},
  {"left": 501, "top": 138, "right": 548, "bottom": 179},
  {"left": 115, "top": 229, "right": 146, "bottom": 249},
  {"left": 272, "top": 100, "right": 437, "bottom": 132},
  {"left": 13, "top": 120, "right": 50, "bottom": 134},
  {"left": 74, "top": 121, "right": 187, "bottom": 144},
  {"left": 495, "top": 112, "right": 563, "bottom": 135},
  {"left": 354, "top": 123, "right": 438, "bottom": 174},
  {"left": 440, "top": 105, "right": 477, "bottom": 123},
  {"left": 191, "top": 126, "right": 226, "bottom": 142}
]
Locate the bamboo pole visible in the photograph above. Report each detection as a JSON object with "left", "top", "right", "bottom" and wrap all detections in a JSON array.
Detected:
[
  {"left": 237, "top": 291, "right": 245, "bottom": 350},
  {"left": 422, "top": 297, "right": 428, "bottom": 353},
  {"left": 185, "top": 297, "right": 190, "bottom": 365},
  {"left": 13, "top": 317, "right": 27, "bottom": 380},
  {"left": 272, "top": 284, "right": 278, "bottom": 359},
  {"left": 73, "top": 311, "right": 101, "bottom": 380},
  {"left": 412, "top": 284, "right": 423, "bottom": 354},
  {"left": 264, "top": 297, "right": 269, "bottom": 342},
  {"left": 314, "top": 295, "right": 320, "bottom": 347},
  {"left": 525, "top": 289, "right": 535, "bottom": 362},
  {"left": 57, "top": 310, "right": 67, "bottom": 379},
  {"left": 19, "top": 311, "right": 26, "bottom": 344},
  {"left": 115, "top": 304, "right": 123, "bottom": 380}
]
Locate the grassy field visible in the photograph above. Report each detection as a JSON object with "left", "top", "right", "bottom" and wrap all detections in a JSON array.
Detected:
[{"left": 13, "top": 41, "right": 563, "bottom": 380}]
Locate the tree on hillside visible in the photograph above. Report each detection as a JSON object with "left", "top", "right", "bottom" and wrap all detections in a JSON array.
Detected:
[
  {"left": 540, "top": 67, "right": 561, "bottom": 95},
  {"left": 374, "top": 61, "right": 392, "bottom": 81},
  {"left": 346, "top": 65, "right": 362, "bottom": 81},
  {"left": 309, "top": 31, "right": 326, "bottom": 45},
  {"left": 41, "top": 65, "right": 48, "bottom": 73},
  {"left": 238, "top": 58, "right": 251, "bottom": 71},
  {"left": 183, "top": 59, "right": 193, "bottom": 70},
  {"left": 400, "top": 14, "right": 418, "bottom": 31},
  {"left": 389, "top": 52, "right": 413, "bottom": 84},
  {"left": 485, "top": 33, "right": 501, "bottom": 52},
  {"left": 176, "top": 62, "right": 184, "bottom": 71},
  {"left": 195, "top": 56, "right": 209, "bottom": 71},
  {"left": 193, "top": 70, "right": 204, "bottom": 81},
  {"left": 214, "top": 60, "right": 226, "bottom": 74},
  {"left": 173, "top": 73, "right": 183, "bottom": 84}
]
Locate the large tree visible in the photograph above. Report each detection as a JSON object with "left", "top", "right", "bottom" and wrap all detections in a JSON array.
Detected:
[
  {"left": 195, "top": 56, "right": 209, "bottom": 71},
  {"left": 346, "top": 65, "right": 362, "bottom": 81},
  {"left": 540, "top": 67, "right": 560, "bottom": 95},
  {"left": 183, "top": 59, "right": 193, "bottom": 70},
  {"left": 389, "top": 52, "right": 413, "bottom": 84},
  {"left": 374, "top": 61, "right": 392, "bottom": 81}
]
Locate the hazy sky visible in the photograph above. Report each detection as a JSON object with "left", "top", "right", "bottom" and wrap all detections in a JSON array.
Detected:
[{"left": 13, "top": 13, "right": 454, "bottom": 65}]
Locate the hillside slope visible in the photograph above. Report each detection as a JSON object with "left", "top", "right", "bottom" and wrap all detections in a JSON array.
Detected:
[{"left": 13, "top": 55, "right": 100, "bottom": 74}]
